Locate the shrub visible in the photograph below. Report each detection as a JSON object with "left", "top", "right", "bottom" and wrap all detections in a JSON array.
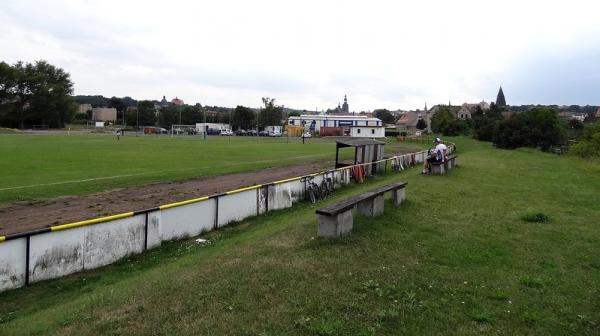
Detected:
[
  {"left": 493, "top": 107, "right": 562, "bottom": 150},
  {"left": 570, "top": 121, "right": 600, "bottom": 159},
  {"left": 521, "top": 213, "right": 549, "bottom": 223}
]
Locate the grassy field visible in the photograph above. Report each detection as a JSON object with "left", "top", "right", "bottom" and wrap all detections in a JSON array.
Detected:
[
  {"left": 1, "top": 137, "right": 599, "bottom": 335},
  {"left": 0, "top": 134, "right": 414, "bottom": 204}
]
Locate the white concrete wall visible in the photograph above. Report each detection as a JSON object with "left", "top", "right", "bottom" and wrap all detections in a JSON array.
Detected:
[
  {"left": 0, "top": 146, "right": 444, "bottom": 293},
  {"left": 161, "top": 200, "right": 216, "bottom": 240},
  {"left": 218, "top": 190, "right": 258, "bottom": 227},
  {"left": 146, "top": 211, "right": 162, "bottom": 249},
  {"left": 0, "top": 238, "right": 26, "bottom": 291},
  {"left": 29, "top": 227, "right": 85, "bottom": 283},
  {"left": 84, "top": 215, "right": 145, "bottom": 270}
]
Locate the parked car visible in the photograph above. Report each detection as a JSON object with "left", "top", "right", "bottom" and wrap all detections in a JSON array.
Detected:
[
  {"left": 258, "top": 131, "right": 269, "bottom": 137},
  {"left": 235, "top": 129, "right": 247, "bottom": 136},
  {"left": 302, "top": 132, "right": 312, "bottom": 138},
  {"left": 220, "top": 130, "right": 234, "bottom": 136},
  {"left": 206, "top": 128, "right": 221, "bottom": 135},
  {"left": 269, "top": 131, "right": 282, "bottom": 137},
  {"left": 247, "top": 130, "right": 258, "bottom": 136}
]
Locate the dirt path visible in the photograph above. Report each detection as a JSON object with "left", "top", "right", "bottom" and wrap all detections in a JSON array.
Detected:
[{"left": 0, "top": 161, "right": 330, "bottom": 236}]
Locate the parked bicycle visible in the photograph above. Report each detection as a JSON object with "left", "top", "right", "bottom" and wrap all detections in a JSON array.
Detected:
[
  {"left": 303, "top": 173, "right": 335, "bottom": 204},
  {"left": 304, "top": 176, "right": 321, "bottom": 204},
  {"left": 319, "top": 172, "right": 335, "bottom": 199}
]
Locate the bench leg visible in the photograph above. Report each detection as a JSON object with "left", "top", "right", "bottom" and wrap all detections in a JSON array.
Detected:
[
  {"left": 392, "top": 188, "right": 406, "bottom": 207},
  {"left": 317, "top": 210, "right": 353, "bottom": 239},
  {"left": 431, "top": 164, "right": 445, "bottom": 175},
  {"left": 358, "top": 194, "right": 384, "bottom": 217}
]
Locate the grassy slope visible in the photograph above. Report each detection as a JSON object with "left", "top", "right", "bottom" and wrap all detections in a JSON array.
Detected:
[
  {"left": 0, "top": 135, "right": 371, "bottom": 204},
  {"left": 0, "top": 137, "right": 598, "bottom": 335}
]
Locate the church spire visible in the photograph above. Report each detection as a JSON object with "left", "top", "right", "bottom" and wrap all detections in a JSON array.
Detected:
[
  {"left": 496, "top": 86, "right": 506, "bottom": 107},
  {"left": 424, "top": 102, "right": 428, "bottom": 112}
]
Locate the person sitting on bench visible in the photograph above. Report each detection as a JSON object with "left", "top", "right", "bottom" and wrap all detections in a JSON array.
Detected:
[{"left": 422, "top": 138, "right": 447, "bottom": 174}]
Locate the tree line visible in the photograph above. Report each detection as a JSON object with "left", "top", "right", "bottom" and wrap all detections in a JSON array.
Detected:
[
  {"left": 429, "top": 103, "right": 583, "bottom": 151},
  {"left": 0, "top": 60, "right": 289, "bottom": 130},
  {"left": 0, "top": 60, "right": 75, "bottom": 128}
]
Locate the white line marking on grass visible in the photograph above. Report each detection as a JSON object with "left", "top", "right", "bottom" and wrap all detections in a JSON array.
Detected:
[{"left": 0, "top": 153, "right": 331, "bottom": 191}]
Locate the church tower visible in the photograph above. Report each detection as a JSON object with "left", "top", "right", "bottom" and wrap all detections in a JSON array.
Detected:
[
  {"left": 342, "top": 94, "right": 349, "bottom": 114},
  {"left": 496, "top": 86, "right": 506, "bottom": 107}
]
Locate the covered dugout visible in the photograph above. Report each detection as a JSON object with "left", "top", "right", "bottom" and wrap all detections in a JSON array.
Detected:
[{"left": 334, "top": 139, "right": 385, "bottom": 175}]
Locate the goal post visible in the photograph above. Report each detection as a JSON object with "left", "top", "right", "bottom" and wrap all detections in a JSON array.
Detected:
[{"left": 170, "top": 124, "right": 200, "bottom": 136}]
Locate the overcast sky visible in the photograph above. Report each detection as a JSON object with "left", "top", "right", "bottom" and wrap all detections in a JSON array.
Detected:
[{"left": 1, "top": 0, "right": 599, "bottom": 111}]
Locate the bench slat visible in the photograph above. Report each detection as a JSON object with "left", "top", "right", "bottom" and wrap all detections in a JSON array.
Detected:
[{"left": 316, "top": 182, "right": 407, "bottom": 216}]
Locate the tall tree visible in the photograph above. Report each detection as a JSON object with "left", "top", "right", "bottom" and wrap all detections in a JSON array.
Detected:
[
  {"left": 231, "top": 105, "right": 256, "bottom": 130},
  {"left": 430, "top": 105, "right": 454, "bottom": 133},
  {"left": 109, "top": 97, "right": 126, "bottom": 123},
  {"left": 416, "top": 118, "right": 427, "bottom": 131},
  {"left": 126, "top": 100, "right": 156, "bottom": 126},
  {"left": 0, "top": 60, "right": 74, "bottom": 129},
  {"left": 373, "top": 109, "right": 395, "bottom": 124},
  {"left": 258, "top": 97, "right": 283, "bottom": 127}
]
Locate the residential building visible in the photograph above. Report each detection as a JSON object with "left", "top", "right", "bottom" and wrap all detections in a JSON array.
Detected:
[
  {"left": 171, "top": 97, "right": 184, "bottom": 106},
  {"left": 454, "top": 101, "right": 490, "bottom": 119},
  {"left": 91, "top": 107, "right": 117, "bottom": 122},
  {"left": 287, "top": 115, "right": 382, "bottom": 134},
  {"left": 78, "top": 103, "right": 92, "bottom": 114},
  {"left": 395, "top": 111, "right": 420, "bottom": 135},
  {"left": 350, "top": 126, "right": 385, "bottom": 138}
]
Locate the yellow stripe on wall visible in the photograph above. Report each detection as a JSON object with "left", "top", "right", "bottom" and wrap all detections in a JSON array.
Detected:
[
  {"left": 50, "top": 212, "right": 135, "bottom": 231},
  {"left": 159, "top": 196, "right": 210, "bottom": 210},
  {"left": 226, "top": 185, "right": 262, "bottom": 195}
]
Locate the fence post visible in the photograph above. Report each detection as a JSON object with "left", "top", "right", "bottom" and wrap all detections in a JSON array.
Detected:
[
  {"left": 144, "top": 212, "right": 149, "bottom": 251},
  {"left": 256, "top": 188, "right": 259, "bottom": 216},
  {"left": 214, "top": 197, "right": 219, "bottom": 230},
  {"left": 25, "top": 235, "right": 30, "bottom": 286}
]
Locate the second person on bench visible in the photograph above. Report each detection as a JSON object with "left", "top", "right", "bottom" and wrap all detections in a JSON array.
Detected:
[{"left": 422, "top": 138, "right": 447, "bottom": 174}]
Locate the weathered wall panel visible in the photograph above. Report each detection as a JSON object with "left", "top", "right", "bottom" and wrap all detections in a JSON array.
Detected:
[
  {"left": 0, "top": 238, "right": 26, "bottom": 292},
  {"left": 258, "top": 186, "right": 268, "bottom": 215},
  {"left": 161, "top": 200, "right": 216, "bottom": 240},
  {"left": 83, "top": 215, "right": 145, "bottom": 270},
  {"left": 29, "top": 227, "right": 85, "bottom": 283},
  {"left": 146, "top": 211, "right": 162, "bottom": 249},
  {"left": 218, "top": 190, "right": 257, "bottom": 227}
]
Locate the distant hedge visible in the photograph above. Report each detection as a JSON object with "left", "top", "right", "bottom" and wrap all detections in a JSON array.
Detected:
[
  {"left": 571, "top": 121, "right": 600, "bottom": 159},
  {"left": 492, "top": 107, "right": 562, "bottom": 151}
]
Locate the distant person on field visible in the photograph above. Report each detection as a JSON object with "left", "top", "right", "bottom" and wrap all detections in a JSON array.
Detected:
[
  {"left": 116, "top": 129, "right": 121, "bottom": 141},
  {"left": 422, "top": 138, "right": 447, "bottom": 174}
]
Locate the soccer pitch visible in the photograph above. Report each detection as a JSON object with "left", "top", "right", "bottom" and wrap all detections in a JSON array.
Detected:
[{"left": 0, "top": 134, "right": 343, "bottom": 204}]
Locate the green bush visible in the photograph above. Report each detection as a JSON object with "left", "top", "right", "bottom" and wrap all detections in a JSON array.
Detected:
[
  {"left": 521, "top": 213, "right": 549, "bottom": 223},
  {"left": 571, "top": 121, "right": 600, "bottom": 159},
  {"left": 493, "top": 107, "right": 562, "bottom": 151}
]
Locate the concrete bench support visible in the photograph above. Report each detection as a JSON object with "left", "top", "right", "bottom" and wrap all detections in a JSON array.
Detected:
[
  {"left": 431, "top": 163, "right": 445, "bottom": 175},
  {"left": 392, "top": 188, "right": 406, "bottom": 207},
  {"left": 358, "top": 194, "right": 384, "bottom": 217},
  {"left": 316, "top": 181, "right": 407, "bottom": 239},
  {"left": 317, "top": 210, "right": 353, "bottom": 239}
]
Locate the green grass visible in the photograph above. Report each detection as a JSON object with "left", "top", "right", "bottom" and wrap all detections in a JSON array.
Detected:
[
  {"left": 0, "top": 134, "right": 413, "bottom": 204},
  {"left": 1, "top": 137, "right": 599, "bottom": 335}
]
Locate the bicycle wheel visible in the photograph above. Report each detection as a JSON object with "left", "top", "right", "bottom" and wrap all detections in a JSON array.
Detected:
[
  {"left": 327, "top": 178, "right": 334, "bottom": 193},
  {"left": 319, "top": 181, "right": 329, "bottom": 199},
  {"left": 307, "top": 185, "right": 317, "bottom": 203}
]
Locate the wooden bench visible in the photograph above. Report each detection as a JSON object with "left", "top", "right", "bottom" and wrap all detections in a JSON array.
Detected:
[
  {"left": 315, "top": 182, "right": 407, "bottom": 238},
  {"left": 431, "top": 154, "right": 458, "bottom": 174}
]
